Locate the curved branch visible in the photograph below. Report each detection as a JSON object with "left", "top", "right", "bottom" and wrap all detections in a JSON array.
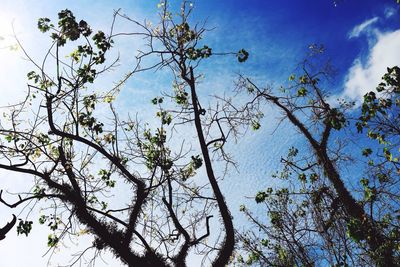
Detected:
[
  {"left": 186, "top": 67, "right": 234, "bottom": 267},
  {"left": 0, "top": 214, "right": 16, "bottom": 241}
]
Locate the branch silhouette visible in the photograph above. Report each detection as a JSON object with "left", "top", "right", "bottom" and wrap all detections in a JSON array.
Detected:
[{"left": 0, "top": 214, "right": 16, "bottom": 240}]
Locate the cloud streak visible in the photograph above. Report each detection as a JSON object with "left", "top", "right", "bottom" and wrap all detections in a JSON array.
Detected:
[
  {"left": 348, "top": 17, "right": 379, "bottom": 39},
  {"left": 384, "top": 7, "right": 396, "bottom": 18}
]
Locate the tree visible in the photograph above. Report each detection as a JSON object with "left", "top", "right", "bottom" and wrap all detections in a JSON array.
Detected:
[
  {"left": 0, "top": 2, "right": 248, "bottom": 266},
  {"left": 0, "top": 214, "right": 16, "bottom": 240},
  {"left": 233, "top": 47, "right": 400, "bottom": 266}
]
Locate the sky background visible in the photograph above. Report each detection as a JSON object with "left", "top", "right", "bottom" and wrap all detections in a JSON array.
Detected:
[{"left": 0, "top": 0, "right": 399, "bottom": 266}]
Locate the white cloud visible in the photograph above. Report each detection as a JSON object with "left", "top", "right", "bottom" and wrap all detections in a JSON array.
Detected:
[
  {"left": 348, "top": 17, "right": 379, "bottom": 39},
  {"left": 384, "top": 7, "right": 396, "bottom": 18},
  {"left": 342, "top": 29, "right": 400, "bottom": 102}
]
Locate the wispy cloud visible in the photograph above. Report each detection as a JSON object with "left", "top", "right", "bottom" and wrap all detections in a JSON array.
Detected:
[
  {"left": 348, "top": 17, "right": 379, "bottom": 39},
  {"left": 384, "top": 7, "right": 396, "bottom": 18}
]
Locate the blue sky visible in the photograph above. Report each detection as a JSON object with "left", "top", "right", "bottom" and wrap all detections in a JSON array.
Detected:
[{"left": 0, "top": 0, "right": 399, "bottom": 266}]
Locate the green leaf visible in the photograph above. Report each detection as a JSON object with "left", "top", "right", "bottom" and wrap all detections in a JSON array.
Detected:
[
  {"left": 251, "top": 120, "right": 261, "bottom": 130},
  {"left": 27, "top": 71, "right": 40, "bottom": 83},
  {"left": 37, "top": 18, "right": 53, "bottom": 33},
  {"left": 47, "top": 234, "right": 59, "bottom": 247},
  {"left": 237, "top": 49, "right": 249, "bottom": 63},
  {"left": 364, "top": 186, "right": 377, "bottom": 202},
  {"left": 383, "top": 148, "right": 393, "bottom": 161},
  {"left": 38, "top": 215, "right": 47, "bottom": 225},
  {"left": 5, "top": 134, "right": 13, "bottom": 142},
  {"left": 298, "top": 173, "right": 306, "bottom": 182},
  {"left": 269, "top": 211, "right": 282, "bottom": 226},
  {"left": 191, "top": 155, "right": 203, "bottom": 169},
  {"left": 17, "top": 220, "right": 33, "bottom": 237},
  {"left": 362, "top": 148, "right": 372, "bottom": 157},
  {"left": 360, "top": 178, "right": 369, "bottom": 187},
  {"left": 310, "top": 173, "right": 319, "bottom": 183},
  {"left": 297, "top": 87, "right": 308, "bottom": 97},
  {"left": 377, "top": 173, "right": 389, "bottom": 183},
  {"left": 255, "top": 191, "right": 267, "bottom": 203},
  {"left": 346, "top": 218, "right": 365, "bottom": 242},
  {"left": 299, "top": 75, "right": 308, "bottom": 84},
  {"left": 156, "top": 111, "right": 172, "bottom": 125},
  {"left": 175, "top": 91, "right": 188, "bottom": 105},
  {"left": 33, "top": 185, "right": 45, "bottom": 198},
  {"left": 325, "top": 108, "right": 346, "bottom": 130}
]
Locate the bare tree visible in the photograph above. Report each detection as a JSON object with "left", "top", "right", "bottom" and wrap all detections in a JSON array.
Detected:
[
  {"left": 232, "top": 47, "right": 399, "bottom": 266},
  {"left": 0, "top": 2, "right": 249, "bottom": 266}
]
